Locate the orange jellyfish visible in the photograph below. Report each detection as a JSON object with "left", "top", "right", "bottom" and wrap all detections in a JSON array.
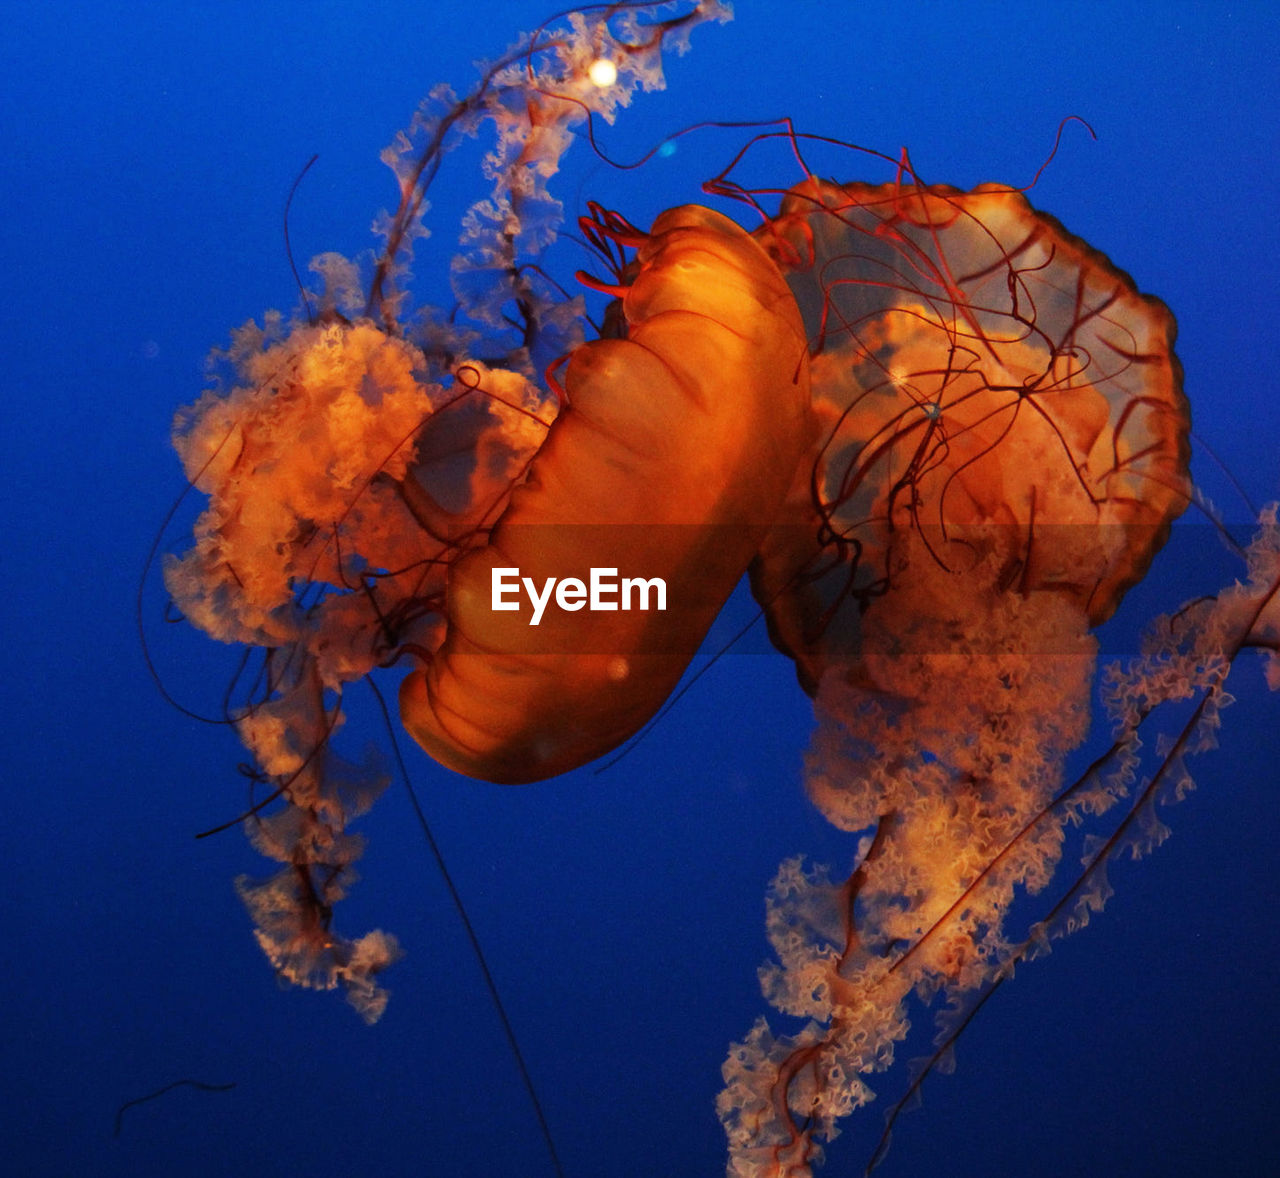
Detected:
[
  {"left": 707, "top": 167, "right": 1268, "bottom": 1175},
  {"left": 399, "top": 201, "right": 813, "bottom": 782},
  {"left": 164, "top": 0, "right": 735, "bottom": 1019},
  {"left": 749, "top": 175, "right": 1190, "bottom": 694}
]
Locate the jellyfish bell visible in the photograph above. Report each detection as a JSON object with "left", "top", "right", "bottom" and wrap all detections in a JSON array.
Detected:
[
  {"left": 399, "top": 202, "right": 814, "bottom": 782},
  {"left": 749, "top": 176, "right": 1191, "bottom": 695}
]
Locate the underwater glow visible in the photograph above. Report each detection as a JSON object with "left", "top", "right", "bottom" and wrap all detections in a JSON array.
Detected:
[
  {"left": 589, "top": 57, "right": 619, "bottom": 87},
  {"left": 158, "top": 4, "right": 1278, "bottom": 1176}
]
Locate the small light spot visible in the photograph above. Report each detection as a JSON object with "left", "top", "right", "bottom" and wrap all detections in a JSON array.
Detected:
[
  {"left": 606, "top": 656, "right": 630, "bottom": 682},
  {"left": 588, "top": 58, "right": 618, "bottom": 88}
]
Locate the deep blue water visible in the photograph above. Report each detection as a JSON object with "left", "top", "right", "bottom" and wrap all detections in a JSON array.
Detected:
[{"left": 3, "top": 3, "right": 1278, "bottom": 1175}]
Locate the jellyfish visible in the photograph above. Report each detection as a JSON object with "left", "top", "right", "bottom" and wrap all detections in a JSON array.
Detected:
[
  {"left": 748, "top": 176, "right": 1190, "bottom": 694},
  {"left": 709, "top": 172, "right": 1270, "bottom": 1175},
  {"left": 398, "top": 200, "right": 814, "bottom": 782},
  {"left": 159, "top": 3, "right": 1277, "bottom": 1175},
  {"left": 165, "top": 0, "right": 735, "bottom": 1020}
]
